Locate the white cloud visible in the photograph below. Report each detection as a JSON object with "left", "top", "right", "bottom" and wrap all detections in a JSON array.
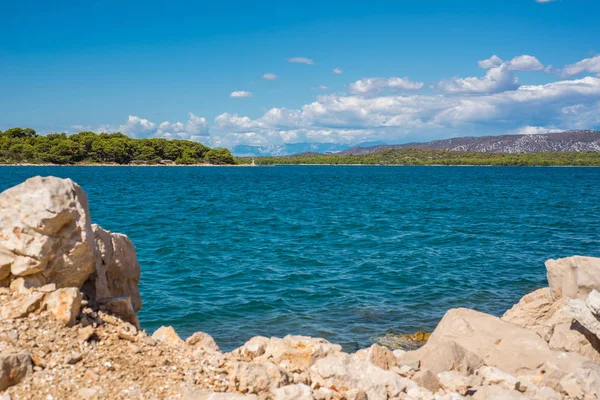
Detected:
[
  {"left": 507, "top": 55, "right": 545, "bottom": 71},
  {"left": 511, "top": 126, "right": 558, "bottom": 135},
  {"left": 439, "top": 65, "right": 519, "bottom": 94},
  {"left": 319, "top": 86, "right": 328, "bottom": 91},
  {"left": 263, "top": 73, "right": 278, "bottom": 80},
  {"left": 562, "top": 55, "right": 600, "bottom": 77},
  {"left": 288, "top": 57, "right": 314, "bottom": 65},
  {"left": 535, "top": 0, "right": 555, "bottom": 3},
  {"left": 230, "top": 91, "right": 253, "bottom": 98},
  {"left": 333, "top": 68, "right": 343, "bottom": 74},
  {"left": 349, "top": 77, "right": 424, "bottom": 95},
  {"left": 478, "top": 55, "right": 503, "bottom": 69},
  {"left": 95, "top": 113, "right": 209, "bottom": 141}
]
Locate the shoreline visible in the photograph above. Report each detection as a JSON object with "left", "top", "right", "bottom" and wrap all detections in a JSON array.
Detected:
[{"left": 2, "top": 163, "right": 600, "bottom": 168}]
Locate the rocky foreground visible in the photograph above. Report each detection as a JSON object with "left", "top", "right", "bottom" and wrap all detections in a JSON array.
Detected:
[{"left": 1, "top": 177, "right": 600, "bottom": 399}]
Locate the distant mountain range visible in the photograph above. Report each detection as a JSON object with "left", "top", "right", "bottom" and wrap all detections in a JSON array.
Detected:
[
  {"left": 335, "top": 130, "right": 600, "bottom": 156},
  {"left": 232, "top": 131, "right": 600, "bottom": 157}
]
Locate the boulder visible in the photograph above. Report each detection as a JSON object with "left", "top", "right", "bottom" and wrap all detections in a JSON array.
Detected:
[
  {"left": 411, "top": 369, "right": 441, "bottom": 393},
  {"left": 228, "top": 361, "right": 289, "bottom": 394},
  {"left": 399, "top": 339, "right": 483, "bottom": 376},
  {"left": 476, "top": 366, "right": 518, "bottom": 390},
  {"left": 152, "top": 326, "right": 184, "bottom": 346},
  {"left": 536, "top": 351, "right": 600, "bottom": 397},
  {"left": 353, "top": 344, "right": 396, "bottom": 370},
  {"left": 546, "top": 256, "right": 600, "bottom": 300},
  {"left": 43, "top": 287, "right": 82, "bottom": 326},
  {"left": 258, "top": 335, "right": 343, "bottom": 371},
  {"left": 0, "top": 353, "right": 32, "bottom": 391},
  {"left": 0, "top": 291, "right": 45, "bottom": 319},
  {"left": 185, "top": 331, "right": 220, "bottom": 353},
  {"left": 0, "top": 176, "right": 96, "bottom": 288},
  {"left": 501, "top": 288, "right": 556, "bottom": 340},
  {"left": 273, "top": 383, "right": 314, "bottom": 400},
  {"left": 97, "top": 296, "right": 140, "bottom": 329},
  {"left": 566, "top": 298, "right": 600, "bottom": 338},
  {"left": 471, "top": 386, "right": 529, "bottom": 400},
  {"left": 90, "top": 225, "right": 141, "bottom": 312},
  {"left": 437, "top": 371, "right": 473, "bottom": 395},
  {"left": 233, "top": 336, "right": 269, "bottom": 360},
  {"left": 587, "top": 290, "right": 600, "bottom": 316},
  {"left": 413, "top": 308, "right": 551, "bottom": 376},
  {"left": 309, "top": 353, "right": 413, "bottom": 399}
]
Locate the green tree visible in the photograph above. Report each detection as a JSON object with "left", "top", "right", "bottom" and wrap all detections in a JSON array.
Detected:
[{"left": 204, "top": 148, "right": 236, "bottom": 165}]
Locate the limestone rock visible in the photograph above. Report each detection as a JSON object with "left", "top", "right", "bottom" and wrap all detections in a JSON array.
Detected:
[
  {"left": 183, "top": 390, "right": 258, "bottom": 400},
  {"left": 471, "top": 386, "right": 529, "bottom": 400},
  {"left": 501, "top": 288, "right": 556, "bottom": 340},
  {"left": 259, "top": 335, "right": 343, "bottom": 370},
  {"left": 233, "top": 336, "right": 269, "bottom": 360},
  {"left": 98, "top": 296, "right": 140, "bottom": 329},
  {"left": 566, "top": 298, "right": 600, "bottom": 338},
  {"left": 412, "top": 369, "right": 441, "bottom": 393},
  {"left": 309, "top": 353, "right": 412, "bottom": 399},
  {"left": 546, "top": 256, "right": 600, "bottom": 300},
  {"left": 43, "top": 287, "right": 82, "bottom": 326},
  {"left": 418, "top": 308, "right": 551, "bottom": 375},
  {"left": 437, "top": 371, "right": 472, "bottom": 395},
  {"left": 476, "top": 366, "right": 518, "bottom": 390},
  {"left": 0, "top": 353, "right": 32, "bottom": 391},
  {"left": 0, "top": 291, "right": 45, "bottom": 319},
  {"left": 273, "top": 383, "right": 314, "bottom": 400},
  {"left": 90, "top": 224, "right": 141, "bottom": 312},
  {"left": 537, "top": 351, "right": 600, "bottom": 396},
  {"left": 0, "top": 176, "right": 96, "bottom": 288},
  {"left": 587, "top": 289, "right": 600, "bottom": 316},
  {"left": 229, "top": 361, "right": 289, "bottom": 394},
  {"left": 152, "top": 326, "right": 184, "bottom": 346},
  {"left": 399, "top": 339, "right": 484, "bottom": 375},
  {"left": 185, "top": 331, "right": 220, "bottom": 352}
]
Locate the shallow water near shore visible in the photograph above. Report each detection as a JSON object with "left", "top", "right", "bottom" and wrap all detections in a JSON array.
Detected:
[{"left": 1, "top": 166, "right": 600, "bottom": 351}]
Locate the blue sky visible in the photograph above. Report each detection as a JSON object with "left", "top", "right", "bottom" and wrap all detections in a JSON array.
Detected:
[{"left": 2, "top": 0, "right": 600, "bottom": 148}]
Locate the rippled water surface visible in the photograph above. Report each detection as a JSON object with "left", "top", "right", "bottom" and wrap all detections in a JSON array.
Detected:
[{"left": 1, "top": 166, "right": 599, "bottom": 351}]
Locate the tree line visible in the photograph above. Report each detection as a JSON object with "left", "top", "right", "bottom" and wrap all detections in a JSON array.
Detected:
[
  {"left": 238, "top": 148, "right": 600, "bottom": 166},
  {"left": 0, "top": 127, "right": 236, "bottom": 165}
]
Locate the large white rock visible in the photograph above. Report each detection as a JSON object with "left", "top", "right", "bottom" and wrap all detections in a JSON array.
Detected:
[
  {"left": 566, "top": 298, "right": 600, "bottom": 338},
  {"left": 309, "top": 353, "right": 414, "bottom": 399},
  {"left": 0, "top": 176, "right": 96, "bottom": 287},
  {"left": 43, "top": 287, "right": 82, "bottom": 326},
  {"left": 91, "top": 224, "right": 141, "bottom": 312},
  {"left": 546, "top": 256, "right": 600, "bottom": 300},
  {"left": 411, "top": 308, "right": 552, "bottom": 376}
]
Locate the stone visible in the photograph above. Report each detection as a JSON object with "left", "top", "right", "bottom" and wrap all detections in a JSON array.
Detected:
[
  {"left": 273, "top": 383, "right": 314, "bottom": 400},
  {"left": 43, "top": 287, "right": 82, "bottom": 326},
  {"left": 97, "top": 296, "right": 140, "bottom": 329},
  {"left": 471, "top": 386, "right": 529, "bottom": 400},
  {"left": 234, "top": 336, "right": 269, "bottom": 359},
  {"left": 90, "top": 224, "right": 142, "bottom": 312},
  {"left": 0, "top": 248, "right": 13, "bottom": 280},
  {"left": 476, "top": 366, "right": 518, "bottom": 390},
  {"left": 404, "top": 386, "right": 434, "bottom": 399},
  {"left": 537, "top": 351, "right": 600, "bottom": 396},
  {"left": 364, "top": 343, "right": 396, "bottom": 370},
  {"left": 0, "top": 353, "right": 32, "bottom": 391},
  {"left": 310, "top": 353, "right": 412, "bottom": 399},
  {"left": 399, "top": 339, "right": 483, "bottom": 375},
  {"left": 78, "top": 326, "right": 96, "bottom": 342},
  {"left": 547, "top": 320, "right": 600, "bottom": 362},
  {"left": 0, "top": 291, "right": 45, "bottom": 319},
  {"left": 437, "top": 371, "right": 472, "bottom": 395},
  {"left": 183, "top": 390, "right": 258, "bottom": 400},
  {"left": 229, "top": 361, "right": 289, "bottom": 394},
  {"left": 566, "top": 298, "right": 600, "bottom": 337},
  {"left": 546, "top": 256, "right": 600, "bottom": 300},
  {"left": 260, "top": 335, "right": 343, "bottom": 370},
  {"left": 0, "top": 176, "right": 96, "bottom": 288},
  {"left": 412, "top": 369, "right": 441, "bottom": 393},
  {"left": 152, "top": 326, "right": 184, "bottom": 346},
  {"left": 417, "top": 308, "right": 552, "bottom": 375},
  {"left": 342, "top": 388, "right": 367, "bottom": 400},
  {"left": 587, "top": 289, "right": 600, "bottom": 316},
  {"left": 501, "top": 288, "right": 555, "bottom": 339},
  {"left": 76, "top": 388, "right": 99, "bottom": 400},
  {"left": 185, "top": 331, "right": 220, "bottom": 352},
  {"left": 531, "top": 387, "right": 561, "bottom": 400}
]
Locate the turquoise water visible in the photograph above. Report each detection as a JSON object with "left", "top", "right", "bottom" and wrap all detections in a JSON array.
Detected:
[{"left": 1, "top": 166, "right": 599, "bottom": 351}]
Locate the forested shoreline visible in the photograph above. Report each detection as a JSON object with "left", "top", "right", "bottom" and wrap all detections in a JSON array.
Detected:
[
  {"left": 0, "top": 127, "right": 236, "bottom": 165},
  {"left": 238, "top": 148, "right": 600, "bottom": 166}
]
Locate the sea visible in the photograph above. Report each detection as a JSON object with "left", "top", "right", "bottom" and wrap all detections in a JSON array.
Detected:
[{"left": 1, "top": 166, "right": 599, "bottom": 351}]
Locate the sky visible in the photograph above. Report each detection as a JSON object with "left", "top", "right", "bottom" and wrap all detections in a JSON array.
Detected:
[{"left": 2, "top": 0, "right": 600, "bottom": 148}]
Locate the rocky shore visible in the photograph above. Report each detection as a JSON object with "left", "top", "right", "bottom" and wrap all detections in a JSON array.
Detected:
[{"left": 1, "top": 177, "right": 600, "bottom": 399}]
